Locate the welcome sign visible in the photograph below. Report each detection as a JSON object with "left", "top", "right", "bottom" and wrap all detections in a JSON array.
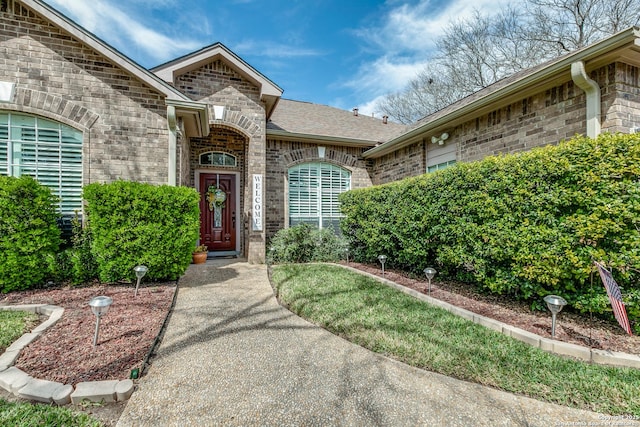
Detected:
[{"left": 252, "top": 174, "right": 263, "bottom": 231}]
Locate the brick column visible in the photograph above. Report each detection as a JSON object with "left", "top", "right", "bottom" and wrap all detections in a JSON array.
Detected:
[{"left": 246, "top": 133, "right": 266, "bottom": 263}]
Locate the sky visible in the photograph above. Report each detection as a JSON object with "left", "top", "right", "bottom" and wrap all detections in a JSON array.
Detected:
[{"left": 43, "top": 0, "right": 512, "bottom": 117}]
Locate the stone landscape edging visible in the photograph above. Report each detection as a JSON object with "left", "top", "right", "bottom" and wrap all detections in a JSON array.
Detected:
[
  {"left": 0, "top": 303, "right": 133, "bottom": 405},
  {"left": 336, "top": 263, "right": 640, "bottom": 369}
]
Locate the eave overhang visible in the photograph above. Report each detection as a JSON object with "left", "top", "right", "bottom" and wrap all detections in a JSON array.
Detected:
[
  {"left": 267, "top": 129, "right": 378, "bottom": 148},
  {"left": 166, "top": 99, "right": 210, "bottom": 138}
]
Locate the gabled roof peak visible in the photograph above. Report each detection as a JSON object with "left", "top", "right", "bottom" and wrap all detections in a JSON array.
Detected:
[{"left": 151, "top": 43, "right": 283, "bottom": 117}]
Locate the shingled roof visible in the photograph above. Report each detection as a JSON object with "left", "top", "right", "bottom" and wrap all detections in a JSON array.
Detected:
[{"left": 267, "top": 99, "right": 407, "bottom": 146}]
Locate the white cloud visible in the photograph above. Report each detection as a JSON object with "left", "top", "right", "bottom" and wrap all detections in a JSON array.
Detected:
[
  {"left": 46, "top": 0, "right": 201, "bottom": 62},
  {"left": 347, "top": 0, "right": 518, "bottom": 114},
  {"left": 346, "top": 55, "right": 429, "bottom": 97},
  {"left": 356, "top": 95, "right": 386, "bottom": 118},
  {"left": 235, "top": 40, "right": 324, "bottom": 59}
]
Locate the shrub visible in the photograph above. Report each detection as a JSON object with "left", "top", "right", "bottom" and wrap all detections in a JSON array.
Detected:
[
  {"left": 83, "top": 181, "right": 200, "bottom": 282},
  {"left": 0, "top": 176, "right": 61, "bottom": 292},
  {"left": 340, "top": 133, "right": 640, "bottom": 322},
  {"left": 67, "top": 214, "right": 99, "bottom": 284},
  {"left": 268, "top": 224, "right": 347, "bottom": 264},
  {"left": 46, "top": 214, "right": 99, "bottom": 285}
]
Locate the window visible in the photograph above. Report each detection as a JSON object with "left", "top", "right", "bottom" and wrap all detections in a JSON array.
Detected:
[
  {"left": 199, "top": 151, "right": 236, "bottom": 167},
  {"left": 427, "top": 160, "right": 456, "bottom": 173},
  {"left": 0, "top": 112, "right": 82, "bottom": 214},
  {"left": 288, "top": 162, "right": 351, "bottom": 231}
]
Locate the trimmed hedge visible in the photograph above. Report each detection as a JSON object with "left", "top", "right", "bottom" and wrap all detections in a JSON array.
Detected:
[
  {"left": 83, "top": 181, "right": 200, "bottom": 282},
  {"left": 0, "top": 176, "right": 61, "bottom": 292},
  {"left": 340, "top": 133, "right": 640, "bottom": 320}
]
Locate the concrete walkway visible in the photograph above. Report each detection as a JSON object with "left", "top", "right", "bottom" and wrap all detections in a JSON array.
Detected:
[{"left": 117, "top": 259, "right": 621, "bottom": 427}]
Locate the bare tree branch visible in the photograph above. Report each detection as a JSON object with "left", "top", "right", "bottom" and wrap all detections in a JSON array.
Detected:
[{"left": 376, "top": 0, "right": 640, "bottom": 124}]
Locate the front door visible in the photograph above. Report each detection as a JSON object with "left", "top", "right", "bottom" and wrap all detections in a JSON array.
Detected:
[{"left": 199, "top": 173, "right": 236, "bottom": 252}]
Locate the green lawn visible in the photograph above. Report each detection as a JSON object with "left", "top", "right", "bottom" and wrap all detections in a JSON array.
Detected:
[
  {"left": 0, "top": 399, "right": 101, "bottom": 427},
  {"left": 0, "top": 310, "right": 38, "bottom": 353},
  {"left": 271, "top": 263, "right": 640, "bottom": 416},
  {"left": 0, "top": 310, "right": 102, "bottom": 427}
]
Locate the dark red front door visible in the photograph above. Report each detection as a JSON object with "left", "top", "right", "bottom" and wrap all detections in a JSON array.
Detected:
[{"left": 199, "top": 173, "right": 236, "bottom": 252}]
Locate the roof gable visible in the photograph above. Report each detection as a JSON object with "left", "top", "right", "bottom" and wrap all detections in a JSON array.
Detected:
[{"left": 152, "top": 43, "right": 283, "bottom": 118}]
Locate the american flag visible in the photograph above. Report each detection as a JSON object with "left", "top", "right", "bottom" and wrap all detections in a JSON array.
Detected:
[{"left": 595, "top": 261, "right": 633, "bottom": 335}]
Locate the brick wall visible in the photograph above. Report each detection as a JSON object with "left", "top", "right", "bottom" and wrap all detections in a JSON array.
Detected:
[
  {"left": 372, "top": 62, "right": 640, "bottom": 185},
  {"left": 0, "top": 2, "right": 169, "bottom": 185},
  {"left": 602, "top": 63, "right": 640, "bottom": 133},
  {"left": 265, "top": 138, "right": 372, "bottom": 241},
  {"left": 173, "top": 59, "right": 267, "bottom": 262},
  {"left": 371, "top": 142, "right": 425, "bottom": 185}
]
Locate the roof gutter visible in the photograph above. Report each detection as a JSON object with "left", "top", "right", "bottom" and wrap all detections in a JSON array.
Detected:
[
  {"left": 165, "top": 99, "right": 210, "bottom": 137},
  {"left": 363, "top": 27, "right": 639, "bottom": 158},
  {"left": 266, "top": 129, "right": 378, "bottom": 147},
  {"left": 571, "top": 61, "right": 601, "bottom": 138}
]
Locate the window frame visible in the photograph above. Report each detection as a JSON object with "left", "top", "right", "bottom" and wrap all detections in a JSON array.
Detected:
[
  {"left": 199, "top": 151, "right": 237, "bottom": 167},
  {"left": 0, "top": 112, "right": 83, "bottom": 214},
  {"left": 427, "top": 160, "right": 456, "bottom": 173},
  {"left": 287, "top": 162, "right": 351, "bottom": 231}
]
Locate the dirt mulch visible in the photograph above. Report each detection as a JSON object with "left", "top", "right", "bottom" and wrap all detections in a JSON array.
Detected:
[
  {"left": 0, "top": 283, "right": 175, "bottom": 386},
  {"left": 345, "top": 262, "right": 640, "bottom": 356}
]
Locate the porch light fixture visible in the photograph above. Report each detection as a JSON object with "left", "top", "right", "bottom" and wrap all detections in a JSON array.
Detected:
[
  {"left": 543, "top": 295, "right": 567, "bottom": 338},
  {"left": 89, "top": 296, "right": 113, "bottom": 347},
  {"left": 134, "top": 265, "right": 148, "bottom": 297},
  {"left": 430, "top": 132, "right": 449, "bottom": 145},
  {"left": 378, "top": 255, "right": 387, "bottom": 277},
  {"left": 424, "top": 267, "right": 437, "bottom": 296}
]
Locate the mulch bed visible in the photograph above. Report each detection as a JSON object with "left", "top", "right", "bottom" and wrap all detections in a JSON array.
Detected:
[
  {"left": 344, "top": 262, "right": 640, "bottom": 355},
  {"left": 0, "top": 283, "right": 175, "bottom": 385},
  {"left": 1, "top": 263, "right": 638, "bottom": 389}
]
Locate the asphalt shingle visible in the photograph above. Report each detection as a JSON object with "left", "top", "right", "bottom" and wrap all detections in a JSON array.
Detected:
[{"left": 268, "top": 99, "right": 407, "bottom": 143}]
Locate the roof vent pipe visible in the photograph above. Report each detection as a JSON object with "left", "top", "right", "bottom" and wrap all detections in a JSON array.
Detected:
[
  {"left": 571, "top": 61, "right": 601, "bottom": 138},
  {"left": 353, "top": 108, "right": 359, "bottom": 116},
  {"left": 382, "top": 115, "right": 388, "bottom": 124}
]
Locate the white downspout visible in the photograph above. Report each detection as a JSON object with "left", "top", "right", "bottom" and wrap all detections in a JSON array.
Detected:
[
  {"left": 571, "top": 61, "right": 601, "bottom": 138},
  {"left": 167, "top": 105, "right": 177, "bottom": 186}
]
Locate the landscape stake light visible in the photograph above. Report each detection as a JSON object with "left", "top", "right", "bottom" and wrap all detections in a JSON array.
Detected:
[
  {"left": 89, "top": 296, "right": 113, "bottom": 347},
  {"left": 344, "top": 248, "right": 350, "bottom": 263},
  {"left": 544, "top": 295, "right": 567, "bottom": 338},
  {"left": 378, "top": 255, "right": 387, "bottom": 277},
  {"left": 424, "top": 267, "right": 437, "bottom": 296},
  {"left": 134, "top": 265, "right": 148, "bottom": 297}
]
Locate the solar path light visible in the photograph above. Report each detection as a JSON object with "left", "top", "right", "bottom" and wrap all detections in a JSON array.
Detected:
[
  {"left": 423, "top": 267, "right": 437, "bottom": 296},
  {"left": 89, "top": 296, "right": 113, "bottom": 347},
  {"left": 134, "top": 265, "right": 148, "bottom": 297},
  {"left": 544, "top": 295, "right": 567, "bottom": 338},
  {"left": 378, "top": 255, "right": 387, "bottom": 277}
]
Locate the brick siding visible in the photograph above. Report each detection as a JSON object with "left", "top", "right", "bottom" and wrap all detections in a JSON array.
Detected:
[
  {"left": 265, "top": 138, "right": 372, "bottom": 241},
  {"left": 173, "top": 60, "right": 267, "bottom": 262},
  {"left": 0, "top": 2, "right": 169, "bottom": 186},
  {"left": 373, "top": 62, "right": 640, "bottom": 185}
]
